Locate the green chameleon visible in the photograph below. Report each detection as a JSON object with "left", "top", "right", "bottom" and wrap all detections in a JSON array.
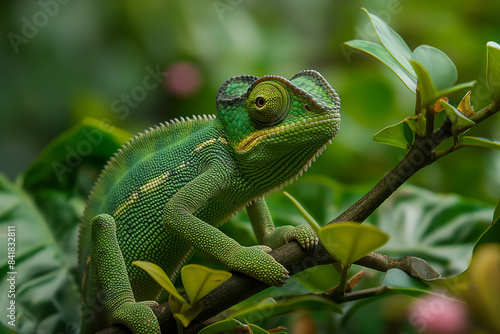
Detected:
[{"left": 78, "top": 70, "right": 341, "bottom": 333}]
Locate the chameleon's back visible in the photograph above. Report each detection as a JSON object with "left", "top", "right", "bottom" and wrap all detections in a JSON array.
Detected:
[{"left": 78, "top": 115, "right": 220, "bottom": 301}]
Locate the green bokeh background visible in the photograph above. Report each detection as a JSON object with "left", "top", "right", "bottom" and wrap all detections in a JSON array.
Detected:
[
  {"left": 1, "top": 0, "right": 499, "bottom": 203},
  {"left": 1, "top": 1, "right": 500, "bottom": 333}
]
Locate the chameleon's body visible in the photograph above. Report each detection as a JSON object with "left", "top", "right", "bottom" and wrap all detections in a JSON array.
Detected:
[{"left": 78, "top": 70, "right": 340, "bottom": 333}]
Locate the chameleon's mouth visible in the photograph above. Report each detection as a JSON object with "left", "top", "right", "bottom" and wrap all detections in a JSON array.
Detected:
[{"left": 236, "top": 113, "right": 340, "bottom": 153}]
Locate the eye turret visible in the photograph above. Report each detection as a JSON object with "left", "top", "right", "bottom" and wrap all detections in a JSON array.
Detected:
[{"left": 246, "top": 81, "right": 290, "bottom": 126}]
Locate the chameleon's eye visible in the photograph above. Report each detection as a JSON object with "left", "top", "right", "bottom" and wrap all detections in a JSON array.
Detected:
[
  {"left": 247, "top": 81, "right": 290, "bottom": 126},
  {"left": 255, "top": 96, "right": 266, "bottom": 108}
]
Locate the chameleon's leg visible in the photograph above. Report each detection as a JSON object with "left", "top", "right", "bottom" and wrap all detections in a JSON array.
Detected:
[
  {"left": 163, "top": 172, "right": 290, "bottom": 287},
  {"left": 89, "top": 214, "right": 160, "bottom": 334},
  {"left": 246, "top": 197, "right": 319, "bottom": 251}
]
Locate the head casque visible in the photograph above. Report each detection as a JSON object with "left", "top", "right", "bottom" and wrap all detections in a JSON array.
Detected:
[{"left": 216, "top": 70, "right": 340, "bottom": 171}]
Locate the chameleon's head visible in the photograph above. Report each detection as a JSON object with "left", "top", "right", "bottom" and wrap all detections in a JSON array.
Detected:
[{"left": 216, "top": 70, "right": 340, "bottom": 185}]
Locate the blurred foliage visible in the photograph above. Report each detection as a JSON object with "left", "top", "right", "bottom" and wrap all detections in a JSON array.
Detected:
[
  {"left": 1, "top": 0, "right": 499, "bottom": 202},
  {"left": 1, "top": 0, "right": 500, "bottom": 333}
]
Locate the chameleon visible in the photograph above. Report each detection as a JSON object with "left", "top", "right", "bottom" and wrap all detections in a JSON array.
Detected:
[{"left": 78, "top": 69, "right": 341, "bottom": 333}]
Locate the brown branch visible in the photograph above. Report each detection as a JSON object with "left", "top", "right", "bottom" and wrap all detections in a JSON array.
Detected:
[
  {"left": 97, "top": 243, "right": 440, "bottom": 334},
  {"left": 329, "top": 99, "right": 500, "bottom": 225},
  {"left": 97, "top": 101, "right": 498, "bottom": 334}
]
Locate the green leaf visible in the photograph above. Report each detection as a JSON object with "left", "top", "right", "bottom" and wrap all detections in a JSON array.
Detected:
[
  {"left": 411, "top": 61, "right": 475, "bottom": 107},
  {"left": 404, "top": 114, "right": 426, "bottom": 137},
  {"left": 282, "top": 191, "right": 321, "bottom": 233},
  {"left": 494, "top": 198, "right": 500, "bottom": 225},
  {"left": 231, "top": 295, "right": 342, "bottom": 320},
  {"left": 20, "top": 118, "right": 131, "bottom": 191},
  {"left": 197, "top": 318, "right": 287, "bottom": 334},
  {"left": 345, "top": 39, "right": 416, "bottom": 92},
  {"left": 247, "top": 324, "right": 274, "bottom": 334},
  {"left": 383, "top": 269, "right": 431, "bottom": 297},
  {"left": 362, "top": 8, "right": 415, "bottom": 77},
  {"left": 132, "top": 260, "right": 187, "bottom": 306},
  {"left": 437, "top": 80, "right": 476, "bottom": 98},
  {"left": 486, "top": 41, "right": 500, "bottom": 103},
  {"left": 473, "top": 215, "right": 500, "bottom": 252},
  {"left": 410, "top": 59, "right": 438, "bottom": 106},
  {"left": 376, "top": 186, "right": 493, "bottom": 276},
  {"left": 412, "top": 45, "right": 458, "bottom": 91},
  {"left": 459, "top": 136, "right": 500, "bottom": 151},
  {"left": 197, "top": 319, "right": 248, "bottom": 334},
  {"left": 181, "top": 264, "right": 231, "bottom": 304},
  {"left": 429, "top": 221, "right": 500, "bottom": 302},
  {"left": 172, "top": 302, "right": 204, "bottom": 328},
  {"left": 0, "top": 173, "right": 81, "bottom": 333},
  {"left": 440, "top": 100, "right": 476, "bottom": 137},
  {"left": 372, "top": 120, "right": 414, "bottom": 149},
  {"left": 319, "top": 222, "right": 389, "bottom": 266}
]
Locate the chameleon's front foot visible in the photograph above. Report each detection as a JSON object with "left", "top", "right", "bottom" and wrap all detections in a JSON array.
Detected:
[
  {"left": 229, "top": 245, "right": 290, "bottom": 286},
  {"left": 264, "top": 224, "right": 319, "bottom": 251},
  {"left": 283, "top": 224, "right": 319, "bottom": 251}
]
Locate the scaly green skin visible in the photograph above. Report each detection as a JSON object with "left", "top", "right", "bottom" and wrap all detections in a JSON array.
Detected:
[{"left": 78, "top": 70, "right": 340, "bottom": 333}]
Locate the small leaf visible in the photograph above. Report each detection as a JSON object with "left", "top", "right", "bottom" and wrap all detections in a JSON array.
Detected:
[
  {"left": 411, "top": 60, "right": 475, "bottom": 108},
  {"left": 181, "top": 264, "right": 231, "bottom": 304},
  {"left": 373, "top": 120, "right": 414, "bottom": 149},
  {"left": 132, "top": 260, "right": 187, "bottom": 306},
  {"left": 412, "top": 45, "right": 458, "bottom": 91},
  {"left": 486, "top": 41, "right": 500, "bottom": 103},
  {"left": 363, "top": 8, "right": 415, "bottom": 78},
  {"left": 319, "top": 222, "right": 389, "bottom": 266},
  {"left": 457, "top": 91, "right": 475, "bottom": 118},
  {"left": 282, "top": 191, "right": 321, "bottom": 233},
  {"left": 345, "top": 39, "right": 416, "bottom": 92},
  {"left": 410, "top": 59, "right": 438, "bottom": 106},
  {"left": 172, "top": 302, "right": 204, "bottom": 328},
  {"left": 438, "top": 81, "right": 476, "bottom": 98},
  {"left": 459, "top": 136, "right": 500, "bottom": 151},
  {"left": 440, "top": 100, "right": 476, "bottom": 137},
  {"left": 405, "top": 114, "right": 426, "bottom": 137}
]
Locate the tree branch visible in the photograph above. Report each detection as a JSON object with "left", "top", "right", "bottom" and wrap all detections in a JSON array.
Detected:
[
  {"left": 96, "top": 243, "right": 440, "bottom": 334},
  {"left": 329, "top": 99, "right": 500, "bottom": 225},
  {"left": 97, "top": 101, "right": 498, "bottom": 334}
]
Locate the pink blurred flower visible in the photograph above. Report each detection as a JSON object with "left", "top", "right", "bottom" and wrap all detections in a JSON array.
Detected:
[
  {"left": 408, "top": 295, "right": 468, "bottom": 334},
  {"left": 164, "top": 61, "right": 202, "bottom": 97}
]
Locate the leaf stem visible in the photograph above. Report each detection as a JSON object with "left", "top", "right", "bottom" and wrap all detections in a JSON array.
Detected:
[
  {"left": 414, "top": 84, "right": 422, "bottom": 116},
  {"left": 333, "top": 264, "right": 350, "bottom": 298}
]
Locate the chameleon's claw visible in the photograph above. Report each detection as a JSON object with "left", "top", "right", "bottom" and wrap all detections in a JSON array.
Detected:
[{"left": 278, "top": 272, "right": 291, "bottom": 286}]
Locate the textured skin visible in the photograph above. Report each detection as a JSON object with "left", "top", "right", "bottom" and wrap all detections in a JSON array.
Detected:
[{"left": 78, "top": 70, "right": 340, "bottom": 333}]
